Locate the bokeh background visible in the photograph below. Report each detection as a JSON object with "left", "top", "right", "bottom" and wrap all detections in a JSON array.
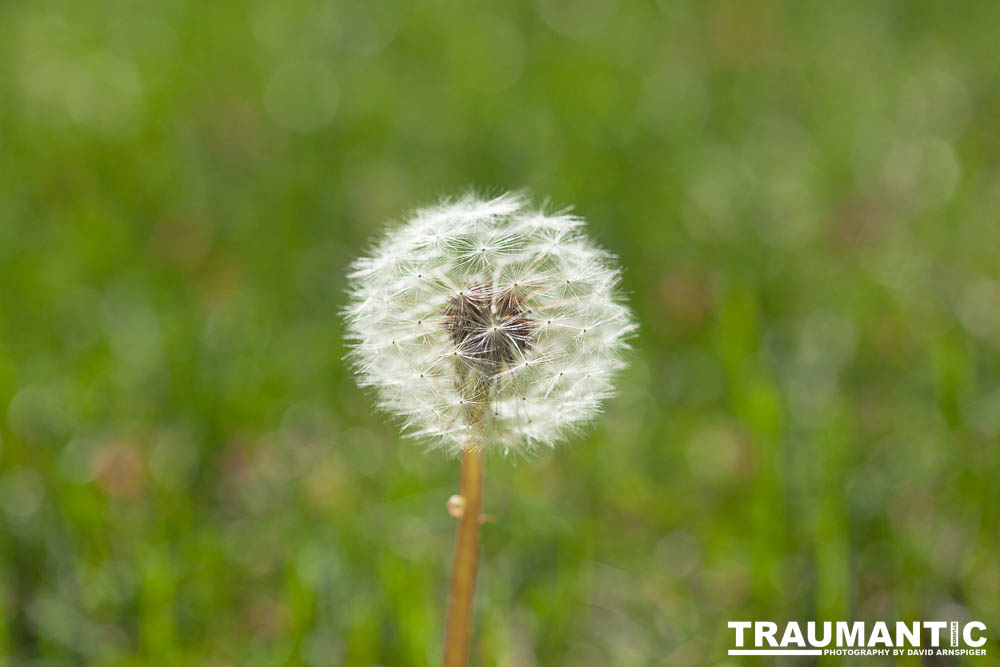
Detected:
[{"left": 2, "top": 0, "right": 999, "bottom": 664}]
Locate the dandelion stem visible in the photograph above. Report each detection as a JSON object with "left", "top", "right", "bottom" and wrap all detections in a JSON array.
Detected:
[{"left": 443, "top": 446, "right": 483, "bottom": 667}]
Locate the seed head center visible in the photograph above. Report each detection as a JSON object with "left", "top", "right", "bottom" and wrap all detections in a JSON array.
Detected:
[{"left": 444, "top": 282, "right": 536, "bottom": 375}]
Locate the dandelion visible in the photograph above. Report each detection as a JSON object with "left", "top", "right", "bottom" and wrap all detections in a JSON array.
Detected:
[
  {"left": 345, "top": 192, "right": 635, "bottom": 455},
  {"left": 343, "top": 192, "right": 636, "bottom": 666}
]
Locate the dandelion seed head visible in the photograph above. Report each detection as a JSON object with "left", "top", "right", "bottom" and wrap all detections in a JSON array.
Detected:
[{"left": 344, "top": 192, "right": 637, "bottom": 455}]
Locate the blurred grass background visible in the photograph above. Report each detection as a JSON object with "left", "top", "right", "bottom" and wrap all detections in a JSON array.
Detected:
[{"left": 2, "top": 0, "right": 1000, "bottom": 664}]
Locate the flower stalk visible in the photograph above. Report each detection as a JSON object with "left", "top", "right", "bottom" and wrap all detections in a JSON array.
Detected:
[{"left": 443, "top": 446, "right": 483, "bottom": 667}]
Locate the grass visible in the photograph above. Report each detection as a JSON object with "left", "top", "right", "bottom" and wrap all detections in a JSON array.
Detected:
[{"left": 1, "top": 0, "right": 999, "bottom": 664}]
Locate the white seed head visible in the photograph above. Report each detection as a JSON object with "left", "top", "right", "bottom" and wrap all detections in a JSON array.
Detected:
[{"left": 344, "top": 192, "right": 637, "bottom": 456}]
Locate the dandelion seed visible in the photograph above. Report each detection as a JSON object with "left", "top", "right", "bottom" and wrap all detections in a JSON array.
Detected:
[{"left": 344, "top": 192, "right": 636, "bottom": 456}]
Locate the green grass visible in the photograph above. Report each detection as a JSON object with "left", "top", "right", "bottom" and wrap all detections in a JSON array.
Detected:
[{"left": 1, "top": 0, "right": 999, "bottom": 664}]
